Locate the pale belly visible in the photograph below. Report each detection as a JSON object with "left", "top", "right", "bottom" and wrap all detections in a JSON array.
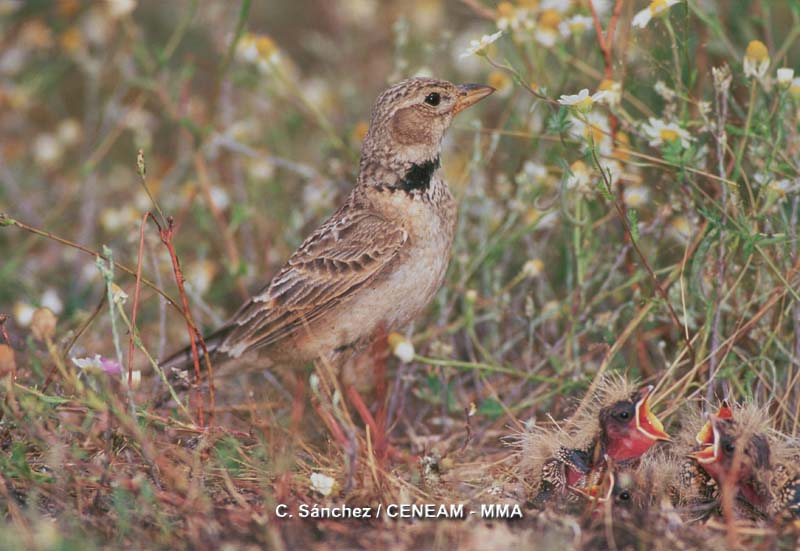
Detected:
[{"left": 286, "top": 198, "right": 455, "bottom": 361}]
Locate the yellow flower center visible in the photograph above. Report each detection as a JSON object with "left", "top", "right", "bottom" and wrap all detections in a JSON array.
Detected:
[
  {"left": 582, "top": 121, "right": 604, "bottom": 141},
  {"left": 58, "top": 0, "right": 81, "bottom": 17},
  {"left": 497, "top": 1, "right": 514, "bottom": 18},
  {"left": 60, "top": 27, "right": 83, "bottom": 54},
  {"left": 649, "top": 0, "right": 668, "bottom": 15},
  {"left": 569, "top": 20, "right": 587, "bottom": 33},
  {"left": 660, "top": 128, "right": 679, "bottom": 142},
  {"left": 570, "top": 160, "right": 589, "bottom": 175},
  {"left": 613, "top": 131, "right": 631, "bottom": 161},
  {"left": 745, "top": 40, "right": 768, "bottom": 62},
  {"left": 488, "top": 70, "right": 511, "bottom": 91},
  {"left": 670, "top": 216, "right": 690, "bottom": 235},
  {"left": 539, "top": 9, "right": 561, "bottom": 29},
  {"left": 254, "top": 35, "right": 277, "bottom": 58},
  {"left": 599, "top": 79, "right": 618, "bottom": 92}
]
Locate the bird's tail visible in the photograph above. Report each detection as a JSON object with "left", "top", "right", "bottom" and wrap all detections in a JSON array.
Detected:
[{"left": 158, "top": 325, "right": 231, "bottom": 373}]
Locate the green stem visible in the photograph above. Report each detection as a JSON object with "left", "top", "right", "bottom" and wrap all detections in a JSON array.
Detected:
[
  {"left": 663, "top": 17, "right": 685, "bottom": 117},
  {"left": 413, "top": 355, "right": 559, "bottom": 384},
  {"left": 732, "top": 79, "right": 758, "bottom": 209}
]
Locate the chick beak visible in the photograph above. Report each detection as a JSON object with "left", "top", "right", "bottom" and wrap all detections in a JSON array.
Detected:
[
  {"left": 689, "top": 414, "right": 722, "bottom": 464},
  {"left": 572, "top": 471, "right": 615, "bottom": 503},
  {"left": 453, "top": 83, "right": 495, "bottom": 115},
  {"left": 695, "top": 401, "right": 733, "bottom": 445},
  {"left": 635, "top": 385, "right": 671, "bottom": 441},
  {"left": 690, "top": 445, "right": 717, "bottom": 464}
]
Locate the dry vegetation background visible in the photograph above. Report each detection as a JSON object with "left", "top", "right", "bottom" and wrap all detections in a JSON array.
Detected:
[{"left": 1, "top": 0, "right": 800, "bottom": 549}]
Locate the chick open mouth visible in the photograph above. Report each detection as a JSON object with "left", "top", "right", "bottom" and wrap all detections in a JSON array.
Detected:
[
  {"left": 635, "top": 385, "right": 670, "bottom": 441},
  {"left": 694, "top": 402, "right": 733, "bottom": 446}
]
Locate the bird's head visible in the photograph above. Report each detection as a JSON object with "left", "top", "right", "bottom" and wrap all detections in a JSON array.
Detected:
[
  {"left": 359, "top": 77, "right": 493, "bottom": 184},
  {"left": 689, "top": 407, "right": 771, "bottom": 487},
  {"left": 599, "top": 385, "right": 671, "bottom": 462}
]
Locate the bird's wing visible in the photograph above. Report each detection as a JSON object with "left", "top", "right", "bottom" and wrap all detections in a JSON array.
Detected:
[{"left": 218, "top": 206, "right": 408, "bottom": 357}]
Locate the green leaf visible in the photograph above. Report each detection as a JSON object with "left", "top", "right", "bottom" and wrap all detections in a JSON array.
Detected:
[
  {"left": 478, "top": 398, "right": 505, "bottom": 420},
  {"left": 547, "top": 107, "right": 571, "bottom": 135},
  {"left": 627, "top": 209, "right": 640, "bottom": 243}
]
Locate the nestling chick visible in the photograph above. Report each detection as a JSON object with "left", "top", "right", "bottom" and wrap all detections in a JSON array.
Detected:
[
  {"left": 674, "top": 402, "right": 732, "bottom": 520},
  {"left": 572, "top": 452, "right": 731, "bottom": 551},
  {"left": 511, "top": 375, "right": 670, "bottom": 506},
  {"left": 684, "top": 401, "right": 800, "bottom": 523}
]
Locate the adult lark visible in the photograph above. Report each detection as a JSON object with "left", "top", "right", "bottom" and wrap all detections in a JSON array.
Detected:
[{"left": 163, "top": 77, "right": 493, "bottom": 381}]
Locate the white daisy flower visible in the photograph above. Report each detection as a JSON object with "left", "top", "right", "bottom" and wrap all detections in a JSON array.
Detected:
[
  {"left": 601, "top": 160, "right": 624, "bottom": 187},
  {"left": 623, "top": 185, "right": 650, "bottom": 208},
  {"left": 654, "top": 80, "right": 676, "bottom": 102},
  {"left": 559, "top": 15, "right": 594, "bottom": 38},
  {"left": 534, "top": 28, "right": 559, "bottom": 47},
  {"left": 791, "top": 77, "right": 800, "bottom": 99},
  {"left": 632, "top": 0, "right": 680, "bottom": 29},
  {"left": 40, "top": 288, "right": 63, "bottom": 315},
  {"left": 641, "top": 117, "right": 693, "bottom": 148},
  {"left": 776, "top": 67, "right": 794, "bottom": 87},
  {"left": 57, "top": 118, "right": 82, "bottom": 146},
  {"left": 570, "top": 111, "right": 613, "bottom": 155},
  {"left": 667, "top": 215, "right": 692, "bottom": 243},
  {"left": 557, "top": 88, "right": 607, "bottom": 111},
  {"left": 388, "top": 332, "right": 415, "bottom": 363},
  {"left": 208, "top": 185, "right": 231, "bottom": 211},
  {"left": 13, "top": 302, "right": 35, "bottom": 327},
  {"left": 496, "top": 3, "right": 529, "bottom": 32},
  {"left": 743, "top": 40, "right": 770, "bottom": 80},
  {"left": 540, "top": 0, "right": 571, "bottom": 12},
  {"left": 597, "top": 79, "right": 622, "bottom": 107},
  {"left": 460, "top": 31, "right": 503, "bottom": 58},
  {"left": 72, "top": 354, "right": 122, "bottom": 376},
  {"left": 517, "top": 161, "right": 548, "bottom": 185},
  {"left": 110, "top": 283, "right": 128, "bottom": 305},
  {"left": 767, "top": 178, "right": 796, "bottom": 197},
  {"left": 106, "top": 0, "right": 136, "bottom": 18},
  {"left": 522, "top": 259, "right": 544, "bottom": 278},
  {"left": 565, "top": 160, "right": 593, "bottom": 194},
  {"left": 310, "top": 473, "right": 336, "bottom": 497},
  {"left": 33, "top": 133, "right": 63, "bottom": 168}
]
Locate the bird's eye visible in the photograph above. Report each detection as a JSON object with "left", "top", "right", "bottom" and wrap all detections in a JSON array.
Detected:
[
  {"left": 723, "top": 442, "right": 735, "bottom": 454},
  {"left": 424, "top": 92, "right": 441, "bottom": 106},
  {"left": 616, "top": 410, "right": 630, "bottom": 421},
  {"left": 618, "top": 491, "right": 631, "bottom": 501}
]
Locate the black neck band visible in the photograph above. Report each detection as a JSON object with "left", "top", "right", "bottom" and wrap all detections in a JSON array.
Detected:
[{"left": 396, "top": 156, "right": 440, "bottom": 192}]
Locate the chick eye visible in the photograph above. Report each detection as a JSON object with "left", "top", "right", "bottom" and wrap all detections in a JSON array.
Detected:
[
  {"left": 616, "top": 410, "right": 630, "bottom": 421},
  {"left": 618, "top": 491, "right": 631, "bottom": 501},
  {"left": 424, "top": 92, "right": 441, "bottom": 106},
  {"left": 723, "top": 442, "right": 735, "bottom": 454}
]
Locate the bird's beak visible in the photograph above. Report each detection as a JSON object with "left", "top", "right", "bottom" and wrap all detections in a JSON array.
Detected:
[
  {"left": 453, "top": 83, "right": 495, "bottom": 115},
  {"left": 634, "top": 385, "right": 671, "bottom": 441},
  {"left": 689, "top": 414, "right": 722, "bottom": 464},
  {"left": 572, "top": 471, "right": 615, "bottom": 504},
  {"left": 690, "top": 444, "right": 717, "bottom": 464},
  {"left": 695, "top": 401, "right": 733, "bottom": 445}
]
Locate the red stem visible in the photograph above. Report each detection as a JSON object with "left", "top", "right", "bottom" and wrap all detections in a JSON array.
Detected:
[
  {"left": 152, "top": 215, "right": 212, "bottom": 427},
  {"left": 129, "top": 212, "right": 152, "bottom": 387},
  {"left": 0, "top": 315, "right": 13, "bottom": 381}
]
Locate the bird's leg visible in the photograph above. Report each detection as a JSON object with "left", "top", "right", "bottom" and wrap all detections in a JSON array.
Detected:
[
  {"left": 346, "top": 383, "right": 394, "bottom": 465},
  {"left": 314, "top": 402, "right": 348, "bottom": 448},
  {"left": 288, "top": 373, "right": 306, "bottom": 435}
]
